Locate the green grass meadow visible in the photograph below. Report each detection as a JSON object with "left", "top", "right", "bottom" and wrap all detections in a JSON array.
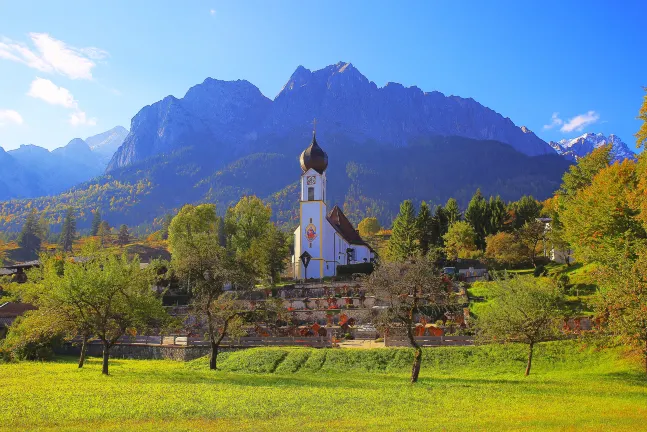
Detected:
[{"left": 0, "top": 341, "right": 645, "bottom": 431}]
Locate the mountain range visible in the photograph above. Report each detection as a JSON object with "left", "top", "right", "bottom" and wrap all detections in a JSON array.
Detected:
[
  {"left": 0, "top": 126, "right": 128, "bottom": 201},
  {"left": 549, "top": 133, "right": 636, "bottom": 162},
  {"left": 0, "top": 62, "right": 633, "bottom": 234}
]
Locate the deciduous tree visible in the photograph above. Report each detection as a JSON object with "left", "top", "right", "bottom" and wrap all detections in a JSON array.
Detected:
[
  {"left": 443, "top": 221, "right": 478, "bottom": 260},
  {"left": 476, "top": 275, "right": 564, "bottom": 376},
  {"left": 369, "top": 258, "right": 455, "bottom": 383},
  {"left": 358, "top": 217, "right": 381, "bottom": 238},
  {"left": 169, "top": 204, "right": 254, "bottom": 370},
  {"left": 485, "top": 232, "right": 528, "bottom": 267}
]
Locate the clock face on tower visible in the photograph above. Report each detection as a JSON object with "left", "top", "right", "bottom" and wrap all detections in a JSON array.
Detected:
[{"left": 307, "top": 176, "right": 316, "bottom": 185}]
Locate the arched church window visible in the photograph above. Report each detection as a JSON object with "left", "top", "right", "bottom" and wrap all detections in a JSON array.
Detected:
[{"left": 308, "top": 187, "right": 314, "bottom": 201}]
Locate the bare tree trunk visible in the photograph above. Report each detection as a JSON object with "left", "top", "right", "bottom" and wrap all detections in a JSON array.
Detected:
[
  {"left": 406, "top": 324, "right": 422, "bottom": 383},
  {"left": 78, "top": 334, "right": 88, "bottom": 369},
  {"left": 209, "top": 339, "right": 219, "bottom": 370},
  {"left": 209, "top": 319, "right": 230, "bottom": 370},
  {"left": 525, "top": 341, "right": 534, "bottom": 376},
  {"left": 102, "top": 341, "right": 110, "bottom": 375}
]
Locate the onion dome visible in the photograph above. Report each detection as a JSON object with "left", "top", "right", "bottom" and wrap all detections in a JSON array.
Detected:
[{"left": 299, "top": 132, "right": 328, "bottom": 174}]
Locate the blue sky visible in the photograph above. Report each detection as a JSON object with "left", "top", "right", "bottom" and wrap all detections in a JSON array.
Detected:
[{"left": 0, "top": 1, "right": 645, "bottom": 151}]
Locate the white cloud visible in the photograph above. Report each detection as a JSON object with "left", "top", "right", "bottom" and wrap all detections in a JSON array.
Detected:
[
  {"left": 0, "top": 33, "right": 107, "bottom": 80},
  {"left": 210, "top": 9, "right": 216, "bottom": 15},
  {"left": 560, "top": 111, "right": 600, "bottom": 133},
  {"left": 26, "top": 78, "right": 97, "bottom": 127},
  {"left": 27, "top": 77, "right": 78, "bottom": 108},
  {"left": 69, "top": 111, "right": 96, "bottom": 126},
  {"left": 543, "top": 112, "right": 563, "bottom": 130},
  {"left": 0, "top": 109, "right": 24, "bottom": 126},
  {"left": 543, "top": 111, "right": 600, "bottom": 133}
]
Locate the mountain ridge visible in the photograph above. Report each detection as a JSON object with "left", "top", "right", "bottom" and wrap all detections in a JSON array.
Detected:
[{"left": 108, "top": 61, "right": 554, "bottom": 173}]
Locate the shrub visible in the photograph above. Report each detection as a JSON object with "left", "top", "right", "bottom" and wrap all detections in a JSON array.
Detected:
[{"left": 336, "top": 263, "right": 374, "bottom": 276}]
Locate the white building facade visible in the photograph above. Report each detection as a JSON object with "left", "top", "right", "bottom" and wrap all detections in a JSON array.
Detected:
[{"left": 292, "top": 133, "right": 374, "bottom": 279}]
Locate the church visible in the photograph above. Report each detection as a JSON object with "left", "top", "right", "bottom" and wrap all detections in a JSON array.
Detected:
[{"left": 292, "top": 131, "right": 375, "bottom": 279}]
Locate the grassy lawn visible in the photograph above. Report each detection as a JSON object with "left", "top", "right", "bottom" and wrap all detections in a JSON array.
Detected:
[{"left": 0, "top": 341, "right": 645, "bottom": 431}]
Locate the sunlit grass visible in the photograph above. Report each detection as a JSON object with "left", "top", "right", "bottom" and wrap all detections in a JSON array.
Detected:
[{"left": 0, "top": 341, "right": 645, "bottom": 431}]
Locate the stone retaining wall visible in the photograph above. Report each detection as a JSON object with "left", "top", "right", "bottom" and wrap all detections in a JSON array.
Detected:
[{"left": 58, "top": 343, "right": 212, "bottom": 361}]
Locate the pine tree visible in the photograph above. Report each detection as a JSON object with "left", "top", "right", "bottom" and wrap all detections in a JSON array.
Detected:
[
  {"left": 465, "top": 189, "right": 490, "bottom": 250},
  {"left": 160, "top": 214, "right": 173, "bottom": 240},
  {"left": 416, "top": 201, "right": 433, "bottom": 255},
  {"left": 432, "top": 205, "right": 449, "bottom": 247},
  {"left": 90, "top": 210, "right": 102, "bottom": 236},
  {"left": 17, "top": 209, "right": 42, "bottom": 259},
  {"left": 388, "top": 200, "right": 419, "bottom": 261},
  {"left": 59, "top": 207, "right": 77, "bottom": 253},
  {"left": 488, "top": 195, "right": 507, "bottom": 235},
  {"left": 510, "top": 195, "right": 541, "bottom": 230},
  {"left": 444, "top": 198, "right": 461, "bottom": 226},
  {"left": 118, "top": 224, "right": 130, "bottom": 246}
]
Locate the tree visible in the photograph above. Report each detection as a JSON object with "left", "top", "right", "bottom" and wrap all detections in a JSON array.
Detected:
[
  {"left": 488, "top": 195, "right": 507, "bottom": 235},
  {"left": 160, "top": 213, "right": 174, "bottom": 240},
  {"left": 90, "top": 210, "right": 101, "bottom": 236},
  {"left": 9, "top": 252, "right": 167, "bottom": 374},
  {"left": 485, "top": 232, "right": 528, "bottom": 267},
  {"left": 560, "top": 161, "right": 644, "bottom": 265},
  {"left": 465, "top": 189, "right": 490, "bottom": 250},
  {"left": 476, "top": 275, "right": 564, "bottom": 376},
  {"left": 358, "top": 217, "right": 381, "bottom": 238},
  {"left": 37, "top": 213, "right": 50, "bottom": 242},
  {"left": 59, "top": 207, "right": 76, "bottom": 253},
  {"left": 637, "top": 87, "right": 647, "bottom": 149},
  {"left": 600, "top": 247, "right": 647, "bottom": 375},
  {"left": 225, "top": 196, "right": 272, "bottom": 253},
  {"left": 443, "top": 221, "right": 478, "bottom": 260},
  {"left": 118, "top": 224, "right": 130, "bottom": 245},
  {"left": 249, "top": 224, "right": 290, "bottom": 286},
  {"left": 508, "top": 196, "right": 542, "bottom": 230},
  {"left": 517, "top": 220, "right": 547, "bottom": 268},
  {"left": 369, "top": 258, "right": 455, "bottom": 383},
  {"left": 416, "top": 202, "right": 433, "bottom": 256},
  {"left": 432, "top": 205, "right": 449, "bottom": 247},
  {"left": 444, "top": 198, "right": 461, "bottom": 226},
  {"left": 388, "top": 200, "right": 419, "bottom": 261},
  {"left": 169, "top": 204, "right": 253, "bottom": 370},
  {"left": 17, "top": 209, "right": 41, "bottom": 259},
  {"left": 559, "top": 145, "right": 612, "bottom": 197},
  {"left": 98, "top": 221, "right": 111, "bottom": 246}
]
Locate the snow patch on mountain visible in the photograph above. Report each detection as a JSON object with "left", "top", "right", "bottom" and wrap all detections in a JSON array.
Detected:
[{"left": 549, "top": 133, "right": 635, "bottom": 162}]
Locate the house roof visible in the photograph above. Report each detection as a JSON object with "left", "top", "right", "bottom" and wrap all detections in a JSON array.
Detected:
[
  {"left": 326, "top": 205, "right": 373, "bottom": 251},
  {"left": 0, "top": 302, "right": 37, "bottom": 318}
]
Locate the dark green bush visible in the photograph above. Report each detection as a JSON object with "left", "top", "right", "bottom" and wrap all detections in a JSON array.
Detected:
[{"left": 336, "top": 263, "right": 374, "bottom": 276}]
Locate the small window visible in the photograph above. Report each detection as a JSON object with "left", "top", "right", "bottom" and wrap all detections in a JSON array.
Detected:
[
  {"left": 308, "top": 187, "right": 315, "bottom": 201},
  {"left": 310, "top": 218, "right": 312, "bottom": 223}
]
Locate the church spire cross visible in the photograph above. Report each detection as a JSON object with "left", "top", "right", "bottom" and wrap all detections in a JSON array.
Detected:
[{"left": 312, "top": 118, "right": 317, "bottom": 135}]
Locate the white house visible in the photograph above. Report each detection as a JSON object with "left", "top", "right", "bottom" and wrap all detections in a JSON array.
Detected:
[{"left": 292, "top": 132, "right": 374, "bottom": 279}]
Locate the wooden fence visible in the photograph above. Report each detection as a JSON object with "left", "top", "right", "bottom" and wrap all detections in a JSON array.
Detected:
[{"left": 384, "top": 335, "right": 474, "bottom": 347}]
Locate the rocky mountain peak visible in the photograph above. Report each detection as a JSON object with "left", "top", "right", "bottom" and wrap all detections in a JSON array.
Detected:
[{"left": 549, "top": 132, "right": 635, "bottom": 162}]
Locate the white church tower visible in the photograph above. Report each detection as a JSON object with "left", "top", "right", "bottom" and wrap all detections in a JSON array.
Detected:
[
  {"left": 292, "top": 128, "right": 375, "bottom": 280},
  {"left": 294, "top": 130, "right": 329, "bottom": 279}
]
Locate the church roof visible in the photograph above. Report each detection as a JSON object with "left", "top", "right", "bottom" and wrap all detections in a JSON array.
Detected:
[
  {"left": 299, "top": 132, "right": 328, "bottom": 174},
  {"left": 326, "top": 205, "right": 370, "bottom": 248}
]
